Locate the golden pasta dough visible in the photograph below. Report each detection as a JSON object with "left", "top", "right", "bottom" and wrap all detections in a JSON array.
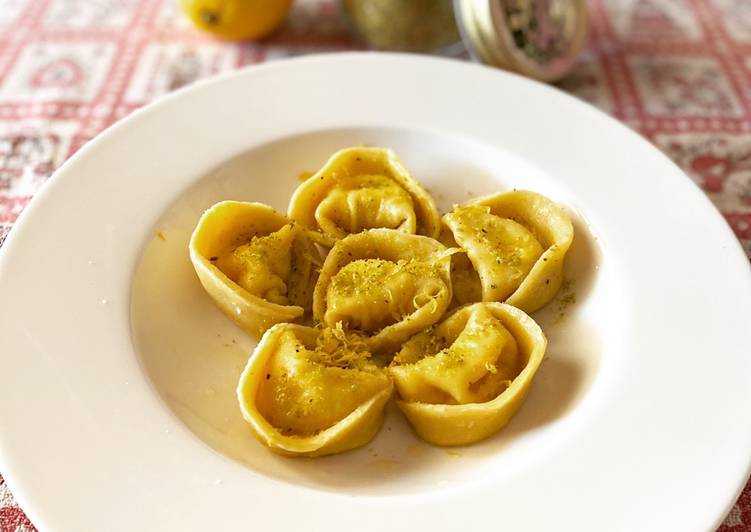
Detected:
[
  {"left": 389, "top": 302, "right": 547, "bottom": 446},
  {"left": 313, "top": 228, "right": 454, "bottom": 353},
  {"left": 237, "top": 323, "right": 392, "bottom": 456},
  {"left": 189, "top": 201, "right": 319, "bottom": 337},
  {"left": 288, "top": 147, "right": 441, "bottom": 246},
  {"left": 438, "top": 221, "right": 482, "bottom": 307},
  {"left": 443, "top": 190, "right": 573, "bottom": 313}
]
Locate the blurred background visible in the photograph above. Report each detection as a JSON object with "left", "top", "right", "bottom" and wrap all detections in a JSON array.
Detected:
[{"left": 0, "top": 0, "right": 750, "bottom": 530}]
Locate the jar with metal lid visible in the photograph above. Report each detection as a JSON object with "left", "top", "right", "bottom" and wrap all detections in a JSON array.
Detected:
[{"left": 342, "top": 0, "right": 589, "bottom": 82}]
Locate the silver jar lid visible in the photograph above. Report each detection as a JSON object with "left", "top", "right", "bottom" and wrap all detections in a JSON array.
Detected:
[{"left": 455, "top": 0, "right": 589, "bottom": 81}]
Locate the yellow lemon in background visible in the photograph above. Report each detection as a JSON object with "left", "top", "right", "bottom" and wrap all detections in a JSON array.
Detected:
[{"left": 179, "top": 0, "right": 294, "bottom": 41}]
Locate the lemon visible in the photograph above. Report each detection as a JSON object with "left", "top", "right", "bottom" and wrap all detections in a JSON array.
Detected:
[{"left": 179, "top": 0, "right": 293, "bottom": 41}]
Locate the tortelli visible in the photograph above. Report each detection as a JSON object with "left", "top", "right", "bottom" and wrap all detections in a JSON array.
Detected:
[
  {"left": 313, "top": 228, "right": 454, "bottom": 354},
  {"left": 443, "top": 190, "right": 574, "bottom": 313},
  {"left": 389, "top": 302, "right": 546, "bottom": 446},
  {"left": 237, "top": 323, "right": 392, "bottom": 457},
  {"left": 189, "top": 201, "right": 319, "bottom": 337},
  {"left": 189, "top": 147, "right": 574, "bottom": 455},
  {"left": 288, "top": 146, "right": 441, "bottom": 246}
]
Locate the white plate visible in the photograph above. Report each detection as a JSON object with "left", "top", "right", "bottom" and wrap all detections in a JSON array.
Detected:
[{"left": 1, "top": 53, "right": 750, "bottom": 532}]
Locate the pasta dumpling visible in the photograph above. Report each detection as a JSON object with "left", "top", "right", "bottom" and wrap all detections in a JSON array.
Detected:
[
  {"left": 288, "top": 147, "right": 441, "bottom": 246},
  {"left": 313, "top": 228, "right": 454, "bottom": 353},
  {"left": 189, "top": 201, "right": 319, "bottom": 337},
  {"left": 237, "top": 323, "right": 393, "bottom": 456},
  {"left": 443, "top": 190, "right": 573, "bottom": 313},
  {"left": 389, "top": 302, "right": 546, "bottom": 446}
]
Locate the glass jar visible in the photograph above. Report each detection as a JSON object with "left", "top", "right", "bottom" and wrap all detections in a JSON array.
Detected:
[{"left": 343, "top": 0, "right": 589, "bottom": 82}]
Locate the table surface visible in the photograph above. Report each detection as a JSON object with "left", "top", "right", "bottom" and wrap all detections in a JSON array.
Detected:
[{"left": 0, "top": 0, "right": 750, "bottom": 530}]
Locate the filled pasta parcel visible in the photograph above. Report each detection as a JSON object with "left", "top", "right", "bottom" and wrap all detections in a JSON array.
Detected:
[
  {"left": 313, "top": 228, "right": 455, "bottom": 353},
  {"left": 443, "top": 190, "right": 573, "bottom": 313},
  {"left": 237, "top": 323, "right": 393, "bottom": 457},
  {"left": 288, "top": 146, "right": 441, "bottom": 246},
  {"left": 189, "top": 201, "right": 320, "bottom": 338},
  {"left": 389, "top": 302, "right": 547, "bottom": 446}
]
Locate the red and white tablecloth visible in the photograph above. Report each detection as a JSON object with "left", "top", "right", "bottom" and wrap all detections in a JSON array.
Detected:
[{"left": 0, "top": 0, "right": 750, "bottom": 530}]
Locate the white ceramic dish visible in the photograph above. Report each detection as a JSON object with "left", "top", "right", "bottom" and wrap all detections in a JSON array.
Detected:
[{"left": 1, "top": 53, "right": 750, "bottom": 532}]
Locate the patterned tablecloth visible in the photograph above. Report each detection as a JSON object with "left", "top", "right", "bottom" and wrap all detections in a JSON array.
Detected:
[{"left": 0, "top": 0, "right": 750, "bottom": 530}]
